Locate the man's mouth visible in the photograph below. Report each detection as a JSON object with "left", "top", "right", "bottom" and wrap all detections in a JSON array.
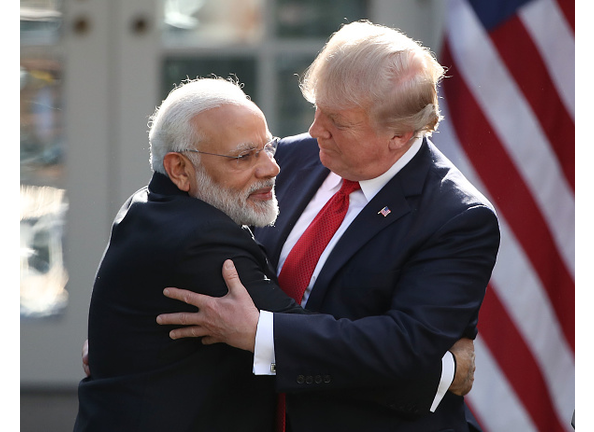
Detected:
[{"left": 248, "top": 184, "right": 275, "bottom": 201}]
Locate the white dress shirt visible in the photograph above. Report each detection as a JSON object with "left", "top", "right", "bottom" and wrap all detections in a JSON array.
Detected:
[{"left": 253, "top": 138, "right": 454, "bottom": 412}]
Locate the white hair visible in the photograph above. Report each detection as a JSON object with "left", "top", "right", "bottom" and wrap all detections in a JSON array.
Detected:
[{"left": 148, "top": 77, "right": 251, "bottom": 174}]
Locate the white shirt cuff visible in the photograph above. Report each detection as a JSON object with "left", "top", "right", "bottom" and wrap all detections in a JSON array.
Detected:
[
  {"left": 252, "top": 310, "right": 276, "bottom": 375},
  {"left": 430, "top": 351, "right": 455, "bottom": 412}
]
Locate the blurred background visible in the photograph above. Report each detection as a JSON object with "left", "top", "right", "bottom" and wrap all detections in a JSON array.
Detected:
[{"left": 19, "top": 0, "right": 578, "bottom": 431}]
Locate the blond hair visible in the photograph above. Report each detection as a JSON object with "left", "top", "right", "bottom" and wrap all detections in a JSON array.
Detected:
[{"left": 300, "top": 20, "right": 445, "bottom": 136}]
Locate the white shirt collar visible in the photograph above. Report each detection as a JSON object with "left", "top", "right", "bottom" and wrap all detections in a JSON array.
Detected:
[{"left": 326, "top": 137, "right": 423, "bottom": 202}]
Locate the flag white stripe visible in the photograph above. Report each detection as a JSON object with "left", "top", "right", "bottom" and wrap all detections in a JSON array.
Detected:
[
  {"left": 446, "top": 0, "right": 575, "bottom": 275},
  {"left": 519, "top": 0, "right": 575, "bottom": 118}
]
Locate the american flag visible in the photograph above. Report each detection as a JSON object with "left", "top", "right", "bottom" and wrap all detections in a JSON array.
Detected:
[
  {"left": 378, "top": 206, "right": 392, "bottom": 217},
  {"left": 433, "top": 0, "right": 575, "bottom": 431}
]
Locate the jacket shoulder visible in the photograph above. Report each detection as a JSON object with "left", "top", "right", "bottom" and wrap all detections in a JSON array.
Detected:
[
  {"left": 425, "top": 140, "right": 497, "bottom": 214},
  {"left": 276, "top": 134, "right": 319, "bottom": 167}
]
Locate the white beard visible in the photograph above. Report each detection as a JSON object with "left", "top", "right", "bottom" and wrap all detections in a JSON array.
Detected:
[{"left": 192, "top": 164, "right": 279, "bottom": 227}]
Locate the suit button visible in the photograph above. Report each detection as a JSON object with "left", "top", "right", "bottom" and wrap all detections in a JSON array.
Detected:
[
  {"left": 296, "top": 375, "right": 305, "bottom": 384},
  {"left": 323, "top": 375, "right": 331, "bottom": 384},
  {"left": 314, "top": 375, "right": 322, "bottom": 384},
  {"left": 305, "top": 375, "right": 313, "bottom": 384}
]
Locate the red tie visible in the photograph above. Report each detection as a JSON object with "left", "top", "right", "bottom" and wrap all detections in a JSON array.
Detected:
[
  {"left": 278, "top": 178, "right": 360, "bottom": 303},
  {"left": 276, "top": 178, "right": 360, "bottom": 432}
]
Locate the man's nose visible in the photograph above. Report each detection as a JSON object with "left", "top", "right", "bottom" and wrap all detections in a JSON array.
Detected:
[
  {"left": 255, "top": 152, "right": 280, "bottom": 178},
  {"left": 308, "top": 109, "right": 331, "bottom": 139}
]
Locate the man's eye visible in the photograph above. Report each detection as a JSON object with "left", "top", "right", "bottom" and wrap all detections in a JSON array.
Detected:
[
  {"left": 237, "top": 150, "right": 256, "bottom": 161},
  {"left": 331, "top": 119, "right": 348, "bottom": 130}
]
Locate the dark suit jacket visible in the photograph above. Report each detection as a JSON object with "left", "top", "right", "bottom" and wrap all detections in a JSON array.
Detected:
[
  {"left": 74, "top": 173, "right": 302, "bottom": 432},
  {"left": 254, "top": 134, "right": 500, "bottom": 432}
]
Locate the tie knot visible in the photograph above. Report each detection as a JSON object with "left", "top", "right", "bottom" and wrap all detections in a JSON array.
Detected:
[{"left": 339, "top": 179, "right": 360, "bottom": 196}]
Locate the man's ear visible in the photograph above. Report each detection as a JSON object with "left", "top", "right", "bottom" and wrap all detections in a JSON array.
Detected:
[
  {"left": 388, "top": 130, "right": 415, "bottom": 152},
  {"left": 163, "top": 152, "right": 194, "bottom": 192}
]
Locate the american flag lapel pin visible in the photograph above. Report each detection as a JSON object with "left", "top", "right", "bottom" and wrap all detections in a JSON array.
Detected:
[{"left": 378, "top": 206, "right": 391, "bottom": 217}]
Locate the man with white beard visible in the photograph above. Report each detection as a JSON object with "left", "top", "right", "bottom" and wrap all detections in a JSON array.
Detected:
[{"left": 73, "top": 77, "right": 304, "bottom": 432}]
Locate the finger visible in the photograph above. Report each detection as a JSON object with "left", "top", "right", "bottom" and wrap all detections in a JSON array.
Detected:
[
  {"left": 163, "top": 287, "right": 206, "bottom": 308},
  {"left": 201, "top": 336, "right": 222, "bottom": 346},
  {"left": 169, "top": 326, "right": 209, "bottom": 340},
  {"left": 82, "top": 339, "right": 89, "bottom": 363},
  {"left": 157, "top": 312, "right": 202, "bottom": 326},
  {"left": 82, "top": 339, "right": 91, "bottom": 377}
]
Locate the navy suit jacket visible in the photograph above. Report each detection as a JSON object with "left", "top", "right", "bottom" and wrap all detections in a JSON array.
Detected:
[
  {"left": 254, "top": 134, "right": 500, "bottom": 432},
  {"left": 74, "top": 173, "right": 302, "bottom": 432}
]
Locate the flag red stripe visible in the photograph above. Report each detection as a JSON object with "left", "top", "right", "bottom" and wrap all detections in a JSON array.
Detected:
[
  {"left": 554, "top": 0, "right": 574, "bottom": 32},
  {"left": 479, "top": 285, "right": 566, "bottom": 432},
  {"left": 441, "top": 42, "right": 575, "bottom": 350},
  {"left": 489, "top": 15, "right": 575, "bottom": 189}
]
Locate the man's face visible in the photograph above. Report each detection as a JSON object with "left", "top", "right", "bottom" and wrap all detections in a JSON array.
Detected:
[
  {"left": 189, "top": 103, "right": 280, "bottom": 227},
  {"left": 308, "top": 104, "right": 411, "bottom": 181}
]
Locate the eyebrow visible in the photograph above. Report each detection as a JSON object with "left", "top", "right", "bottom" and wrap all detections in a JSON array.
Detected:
[
  {"left": 319, "top": 106, "right": 355, "bottom": 126},
  {"left": 329, "top": 113, "right": 361, "bottom": 128},
  {"left": 327, "top": 112, "right": 340, "bottom": 122},
  {"left": 231, "top": 136, "right": 273, "bottom": 153},
  {"left": 232, "top": 142, "right": 256, "bottom": 152}
]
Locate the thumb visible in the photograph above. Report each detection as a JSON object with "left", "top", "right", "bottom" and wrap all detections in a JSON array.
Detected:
[
  {"left": 221, "top": 260, "right": 254, "bottom": 306},
  {"left": 222, "top": 259, "right": 242, "bottom": 294}
]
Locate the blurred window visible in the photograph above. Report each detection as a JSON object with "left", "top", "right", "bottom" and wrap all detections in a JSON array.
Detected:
[
  {"left": 161, "top": 0, "right": 369, "bottom": 138},
  {"left": 275, "top": 54, "right": 317, "bottom": 137},
  {"left": 275, "top": 0, "right": 368, "bottom": 38},
  {"left": 162, "top": 0, "right": 265, "bottom": 45},
  {"left": 20, "top": 0, "right": 69, "bottom": 318},
  {"left": 162, "top": 57, "right": 257, "bottom": 102}
]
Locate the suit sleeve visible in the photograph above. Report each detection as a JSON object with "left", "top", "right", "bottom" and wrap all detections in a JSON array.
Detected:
[
  {"left": 172, "top": 219, "right": 303, "bottom": 314},
  {"left": 273, "top": 204, "right": 500, "bottom": 411}
]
